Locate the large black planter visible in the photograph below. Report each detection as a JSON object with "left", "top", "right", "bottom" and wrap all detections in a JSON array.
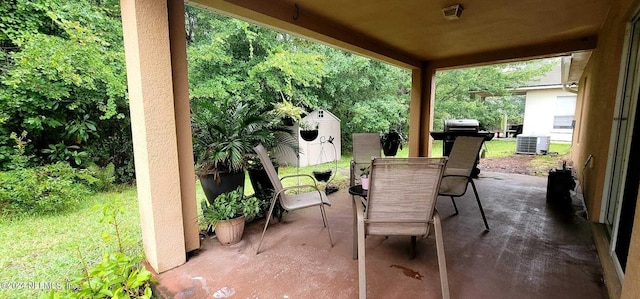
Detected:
[
  {"left": 248, "top": 166, "right": 284, "bottom": 220},
  {"left": 248, "top": 167, "right": 277, "bottom": 198},
  {"left": 200, "top": 171, "right": 245, "bottom": 204},
  {"left": 300, "top": 129, "right": 318, "bottom": 141}
]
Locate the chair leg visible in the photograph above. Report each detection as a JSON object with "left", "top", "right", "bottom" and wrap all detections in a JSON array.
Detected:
[
  {"left": 433, "top": 210, "right": 450, "bottom": 299},
  {"left": 319, "top": 205, "right": 328, "bottom": 227},
  {"left": 320, "top": 204, "right": 333, "bottom": 247},
  {"left": 256, "top": 195, "right": 280, "bottom": 254},
  {"left": 470, "top": 180, "right": 490, "bottom": 231},
  {"left": 356, "top": 204, "right": 367, "bottom": 299},
  {"left": 449, "top": 196, "right": 459, "bottom": 215},
  {"left": 409, "top": 236, "right": 417, "bottom": 259}
]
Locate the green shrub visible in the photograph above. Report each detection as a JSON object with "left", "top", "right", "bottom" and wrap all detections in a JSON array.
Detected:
[
  {"left": 46, "top": 201, "right": 154, "bottom": 299},
  {"left": 87, "top": 163, "right": 116, "bottom": 192},
  {"left": 0, "top": 162, "right": 93, "bottom": 216}
]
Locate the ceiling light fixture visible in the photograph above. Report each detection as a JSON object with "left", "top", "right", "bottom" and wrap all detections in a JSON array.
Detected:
[{"left": 442, "top": 4, "right": 464, "bottom": 20}]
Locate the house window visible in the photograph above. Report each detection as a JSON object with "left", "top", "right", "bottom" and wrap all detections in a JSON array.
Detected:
[
  {"left": 553, "top": 96, "right": 576, "bottom": 129},
  {"left": 318, "top": 110, "right": 324, "bottom": 118}
]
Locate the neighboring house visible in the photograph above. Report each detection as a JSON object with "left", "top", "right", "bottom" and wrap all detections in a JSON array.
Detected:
[
  {"left": 277, "top": 109, "right": 342, "bottom": 167},
  {"left": 519, "top": 62, "right": 577, "bottom": 142}
]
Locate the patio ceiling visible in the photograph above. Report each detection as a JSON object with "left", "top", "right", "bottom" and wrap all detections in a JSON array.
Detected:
[{"left": 188, "top": 0, "right": 608, "bottom": 70}]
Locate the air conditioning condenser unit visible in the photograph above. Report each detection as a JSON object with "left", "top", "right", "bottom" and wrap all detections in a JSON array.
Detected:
[{"left": 516, "top": 135, "right": 550, "bottom": 154}]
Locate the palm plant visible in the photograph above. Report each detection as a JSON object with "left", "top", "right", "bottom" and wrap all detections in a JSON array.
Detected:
[{"left": 192, "top": 97, "right": 272, "bottom": 179}]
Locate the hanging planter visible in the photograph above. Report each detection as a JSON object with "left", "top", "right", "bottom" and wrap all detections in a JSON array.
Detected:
[
  {"left": 382, "top": 130, "right": 404, "bottom": 157},
  {"left": 281, "top": 116, "right": 296, "bottom": 126},
  {"left": 312, "top": 169, "right": 332, "bottom": 182},
  {"left": 300, "top": 129, "right": 319, "bottom": 141},
  {"left": 300, "top": 121, "right": 319, "bottom": 142}
]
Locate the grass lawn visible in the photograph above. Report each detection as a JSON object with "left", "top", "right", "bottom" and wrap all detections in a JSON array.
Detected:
[
  {"left": 0, "top": 188, "right": 143, "bottom": 298},
  {"left": 1, "top": 138, "right": 570, "bottom": 298}
]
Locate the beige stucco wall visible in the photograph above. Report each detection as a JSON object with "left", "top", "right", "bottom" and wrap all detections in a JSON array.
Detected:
[
  {"left": 576, "top": 1, "right": 630, "bottom": 222},
  {"left": 577, "top": 0, "right": 640, "bottom": 297}
]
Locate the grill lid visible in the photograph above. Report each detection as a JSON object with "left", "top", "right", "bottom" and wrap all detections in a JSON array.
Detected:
[{"left": 444, "top": 119, "right": 480, "bottom": 132}]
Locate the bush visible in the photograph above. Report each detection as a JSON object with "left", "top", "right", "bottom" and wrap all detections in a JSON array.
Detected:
[
  {"left": 47, "top": 201, "right": 154, "bottom": 299},
  {"left": 87, "top": 163, "right": 116, "bottom": 192},
  {"left": 0, "top": 162, "right": 93, "bottom": 216}
]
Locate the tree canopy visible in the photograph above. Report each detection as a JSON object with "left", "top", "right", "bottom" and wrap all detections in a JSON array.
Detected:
[{"left": 0, "top": 2, "right": 555, "bottom": 181}]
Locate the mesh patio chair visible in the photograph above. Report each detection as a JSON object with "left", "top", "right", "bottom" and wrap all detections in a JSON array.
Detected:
[
  {"left": 354, "top": 157, "right": 449, "bottom": 299},
  {"left": 253, "top": 144, "right": 333, "bottom": 254},
  {"left": 350, "top": 133, "right": 381, "bottom": 186},
  {"left": 438, "top": 136, "right": 490, "bottom": 231}
]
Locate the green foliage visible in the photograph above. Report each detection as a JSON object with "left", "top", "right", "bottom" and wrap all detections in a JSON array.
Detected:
[
  {"left": 7, "top": 130, "right": 31, "bottom": 169},
  {"left": 41, "top": 143, "right": 89, "bottom": 166},
  {"left": 47, "top": 200, "right": 154, "bottom": 299},
  {"left": 0, "top": 162, "right": 93, "bottom": 216},
  {"left": 434, "top": 60, "right": 555, "bottom": 130},
  {"left": 87, "top": 163, "right": 116, "bottom": 192},
  {"left": 315, "top": 50, "right": 411, "bottom": 150},
  {"left": 273, "top": 98, "right": 306, "bottom": 122},
  {"left": 192, "top": 97, "right": 273, "bottom": 176},
  {"left": 0, "top": 2, "right": 554, "bottom": 184},
  {"left": 359, "top": 166, "right": 370, "bottom": 177},
  {"left": 202, "top": 187, "right": 260, "bottom": 224},
  {"left": 0, "top": 0, "right": 132, "bottom": 182}
]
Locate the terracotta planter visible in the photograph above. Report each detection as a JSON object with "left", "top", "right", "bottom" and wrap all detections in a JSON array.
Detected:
[{"left": 214, "top": 215, "right": 246, "bottom": 245}]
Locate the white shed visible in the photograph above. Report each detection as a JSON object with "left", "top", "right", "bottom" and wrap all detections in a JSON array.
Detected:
[{"left": 277, "top": 109, "right": 342, "bottom": 167}]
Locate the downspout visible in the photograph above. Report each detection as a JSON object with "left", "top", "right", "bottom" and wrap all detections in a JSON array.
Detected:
[
  {"left": 563, "top": 84, "right": 579, "bottom": 94},
  {"left": 561, "top": 56, "right": 579, "bottom": 94}
]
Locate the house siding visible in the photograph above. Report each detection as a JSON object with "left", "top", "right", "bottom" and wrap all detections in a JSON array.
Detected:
[{"left": 522, "top": 88, "right": 576, "bottom": 142}]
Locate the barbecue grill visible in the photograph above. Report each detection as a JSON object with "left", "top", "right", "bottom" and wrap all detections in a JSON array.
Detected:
[{"left": 430, "top": 119, "right": 494, "bottom": 176}]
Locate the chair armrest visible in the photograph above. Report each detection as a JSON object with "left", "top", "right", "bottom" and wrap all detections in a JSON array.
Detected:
[
  {"left": 441, "top": 174, "right": 471, "bottom": 179},
  {"left": 281, "top": 184, "right": 322, "bottom": 193},
  {"left": 354, "top": 195, "right": 365, "bottom": 224},
  {"left": 280, "top": 174, "right": 319, "bottom": 188}
]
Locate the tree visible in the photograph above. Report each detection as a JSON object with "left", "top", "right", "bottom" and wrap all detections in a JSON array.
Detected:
[
  {"left": 434, "top": 60, "right": 555, "bottom": 131},
  {"left": 0, "top": 0, "right": 133, "bottom": 182},
  {"left": 315, "top": 49, "right": 411, "bottom": 150}
]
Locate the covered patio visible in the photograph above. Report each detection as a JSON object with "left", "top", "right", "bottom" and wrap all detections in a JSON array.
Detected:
[
  {"left": 154, "top": 171, "right": 606, "bottom": 298},
  {"left": 119, "top": 0, "right": 640, "bottom": 298}
]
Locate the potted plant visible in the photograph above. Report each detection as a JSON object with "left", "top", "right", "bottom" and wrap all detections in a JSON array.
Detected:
[
  {"left": 360, "top": 166, "right": 370, "bottom": 190},
  {"left": 201, "top": 187, "right": 260, "bottom": 245},
  {"left": 381, "top": 130, "right": 404, "bottom": 156},
  {"left": 192, "top": 97, "right": 272, "bottom": 204},
  {"left": 273, "top": 97, "right": 306, "bottom": 126},
  {"left": 299, "top": 121, "right": 319, "bottom": 142}
]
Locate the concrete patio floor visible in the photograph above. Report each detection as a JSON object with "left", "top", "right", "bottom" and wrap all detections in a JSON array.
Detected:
[{"left": 154, "top": 172, "right": 608, "bottom": 299}]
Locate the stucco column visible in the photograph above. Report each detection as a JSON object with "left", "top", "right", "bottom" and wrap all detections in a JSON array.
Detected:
[
  {"left": 120, "top": 0, "right": 187, "bottom": 272},
  {"left": 168, "top": 0, "right": 200, "bottom": 254},
  {"left": 408, "top": 63, "right": 436, "bottom": 157}
]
